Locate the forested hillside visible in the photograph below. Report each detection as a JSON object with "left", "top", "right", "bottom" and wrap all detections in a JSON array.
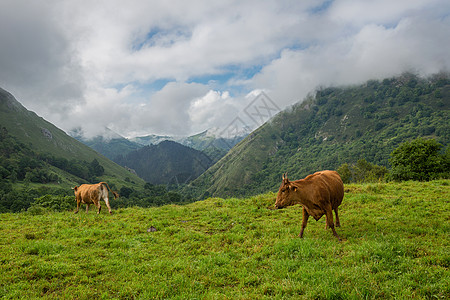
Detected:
[
  {"left": 191, "top": 73, "right": 450, "bottom": 198},
  {"left": 115, "top": 140, "right": 214, "bottom": 185},
  {"left": 0, "top": 88, "right": 145, "bottom": 212}
]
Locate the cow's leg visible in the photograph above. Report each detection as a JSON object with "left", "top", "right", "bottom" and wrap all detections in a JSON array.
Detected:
[
  {"left": 85, "top": 204, "right": 90, "bottom": 214},
  {"left": 299, "top": 207, "right": 310, "bottom": 238},
  {"left": 103, "top": 197, "right": 112, "bottom": 214},
  {"left": 334, "top": 207, "right": 340, "bottom": 227},
  {"left": 74, "top": 199, "right": 80, "bottom": 214},
  {"left": 325, "top": 208, "right": 341, "bottom": 241},
  {"left": 93, "top": 197, "right": 101, "bottom": 214}
]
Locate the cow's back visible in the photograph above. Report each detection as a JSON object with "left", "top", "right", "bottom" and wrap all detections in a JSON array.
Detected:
[
  {"left": 77, "top": 183, "right": 101, "bottom": 204},
  {"left": 317, "top": 170, "right": 344, "bottom": 208}
]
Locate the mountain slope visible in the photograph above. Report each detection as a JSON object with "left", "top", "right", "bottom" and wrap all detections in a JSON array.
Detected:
[
  {"left": 0, "top": 87, "right": 143, "bottom": 186},
  {"left": 115, "top": 140, "right": 214, "bottom": 185},
  {"left": 191, "top": 73, "right": 450, "bottom": 198},
  {"left": 70, "top": 127, "right": 142, "bottom": 161}
]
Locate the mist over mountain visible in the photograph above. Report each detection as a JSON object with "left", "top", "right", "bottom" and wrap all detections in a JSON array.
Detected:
[
  {"left": 70, "top": 127, "right": 142, "bottom": 161},
  {"left": 129, "top": 128, "right": 247, "bottom": 151}
]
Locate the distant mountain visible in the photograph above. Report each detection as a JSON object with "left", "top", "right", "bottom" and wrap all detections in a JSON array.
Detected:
[
  {"left": 75, "top": 128, "right": 247, "bottom": 177},
  {"left": 130, "top": 129, "right": 246, "bottom": 151},
  {"left": 115, "top": 140, "right": 214, "bottom": 185},
  {"left": 70, "top": 127, "right": 142, "bottom": 161},
  {"left": 190, "top": 73, "right": 450, "bottom": 198},
  {"left": 180, "top": 130, "right": 247, "bottom": 163},
  {"left": 0, "top": 87, "right": 144, "bottom": 189},
  {"left": 182, "top": 129, "right": 246, "bottom": 150},
  {"left": 130, "top": 134, "right": 174, "bottom": 146}
]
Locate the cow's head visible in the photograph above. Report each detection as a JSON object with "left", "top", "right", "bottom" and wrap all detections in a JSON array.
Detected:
[
  {"left": 72, "top": 186, "right": 78, "bottom": 194},
  {"left": 275, "top": 173, "right": 298, "bottom": 209}
]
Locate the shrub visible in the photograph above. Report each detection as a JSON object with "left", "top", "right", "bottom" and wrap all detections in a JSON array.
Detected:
[
  {"left": 389, "top": 138, "right": 448, "bottom": 181},
  {"left": 337, "top": 159, "right": 388, "bottom": 183},
  {"left": 30, "top": 194, "right": 74, "bottom": 212}
]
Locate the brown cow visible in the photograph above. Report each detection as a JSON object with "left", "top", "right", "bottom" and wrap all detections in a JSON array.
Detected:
[
  {"left": 275, "top": 170, "right": 344, "bottom": 241},
  {"left": 73, "top": 182, "right": 119, "bottom": 214}
]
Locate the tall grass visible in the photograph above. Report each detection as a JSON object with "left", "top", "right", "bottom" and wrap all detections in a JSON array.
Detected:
[{"left": 0, "top": 180, "right": 448, "bottom": 299}]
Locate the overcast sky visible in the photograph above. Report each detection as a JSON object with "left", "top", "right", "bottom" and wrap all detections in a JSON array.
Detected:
[{"left": 0, "top": 0, "right": 449, "bottom": 138}]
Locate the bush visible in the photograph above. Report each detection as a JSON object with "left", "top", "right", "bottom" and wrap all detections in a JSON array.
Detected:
[
  {"left": 27, "top": 204, "right": 47, "bottom": 215},
  {"left": 389, "top": 138, "right": 448, "bottom": 181},
  {"left": 337, "top": 159, "right": 388, "bottom": 184},
  {"left": 30, "top": 194, "right": 75, "bottom": 212}
]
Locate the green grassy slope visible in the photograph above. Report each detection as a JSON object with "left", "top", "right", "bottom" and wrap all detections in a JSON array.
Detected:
[
  {"left": 0, "top": 180, "right": 448, "bottom": 299},
  {"left": 191, "top": 74, "right": 450, "bottom": 198},
  {"left": 0, "top": 88, "right": 144, "bottom": 186}
]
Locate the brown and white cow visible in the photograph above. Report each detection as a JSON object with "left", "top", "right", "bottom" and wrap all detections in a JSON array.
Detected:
[
  {"left": 72, "top": 182, "right": 119, "bottom": 214},
  {"left": 275, "top": 170, "right": 344, "bottom": 241}
]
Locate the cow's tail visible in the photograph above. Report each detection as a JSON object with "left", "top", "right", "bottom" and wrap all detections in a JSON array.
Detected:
[{"left": 100, "top": 182, "right": 119, "bottom": 199}]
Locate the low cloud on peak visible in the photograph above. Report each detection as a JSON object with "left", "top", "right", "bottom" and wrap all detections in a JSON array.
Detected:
[{"left": 0, "top": 0, "right": 449, "bottom": 138}]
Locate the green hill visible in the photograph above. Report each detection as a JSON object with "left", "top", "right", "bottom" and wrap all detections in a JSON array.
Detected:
[
  {"left": 115, "top": 140, "right": 214, "bottom": 185},
  {"left": 0, "top": 88, "right": 144, "bottom": 212},
  {"left": 1, "top": 180, "right": 448, "bottom": 298},
  {"left": 191, "top": 73, "right": 450, "bottom": 198}
]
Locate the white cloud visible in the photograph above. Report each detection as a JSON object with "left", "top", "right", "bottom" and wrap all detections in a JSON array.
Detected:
[
  {"left": 131, "top": 81, "right": 208, "bottom": 136},
  {"left": 0, "top": 0, "right": 449, "bottom": 138},
  {"left": 0, "top": 0, "right": 85, "bottom": 112},
  {"left": 251, "top": 6, "right": 450, "bottom": 107},
  {"left": 189, "top": 90, "right": 239, "bottom": 133}
]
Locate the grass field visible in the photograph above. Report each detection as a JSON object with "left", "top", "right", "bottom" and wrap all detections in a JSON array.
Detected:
[{"left": 0, "top": 180, "right": 449, "bottom": 299}]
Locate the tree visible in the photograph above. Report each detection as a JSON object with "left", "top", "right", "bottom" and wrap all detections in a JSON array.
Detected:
[
  {"left": 337, "top": 159, "right": 387, "bottom": 183},
  {"left": 337, "top": 163, "right": 352, "bottom": 184},
  {"left": 389, "top": 138, "right": 447, "bottom": 181},
  {"left": 89, "top": 159, "right": 104, "bottom": 177},
  {"left": 119, "top": 186, "right": 133, "bottom": 198}
]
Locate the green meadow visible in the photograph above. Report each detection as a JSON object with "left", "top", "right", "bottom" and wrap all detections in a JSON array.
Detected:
[{"left": 1, "top": 180, "right": 449, "bottom": 299}]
